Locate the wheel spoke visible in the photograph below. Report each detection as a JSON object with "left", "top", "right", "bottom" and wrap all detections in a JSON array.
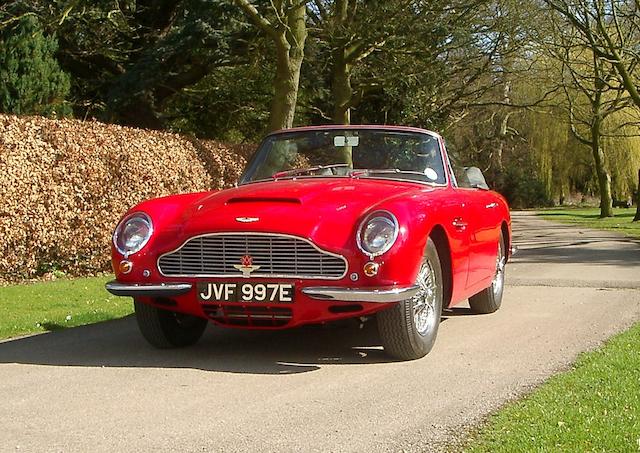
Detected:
[
  {"left": 413, "top": 259, "right": 438, "bottom": 336},
  {"left": 492, "top": 241, "right": 505, "bottom": 297}
]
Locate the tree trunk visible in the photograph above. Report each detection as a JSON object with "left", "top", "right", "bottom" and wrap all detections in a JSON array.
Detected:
[
  {"left": 494, "top": 82, "right": 512, "bottom": 171},
  {"left": 266, "top": 3, "right": 306, "bottom": 132},
  {"left": 269, "top": 53, "right": 303, "bottom": 132},
  {"left": 590, "top": 117, "right": 613, "bottom": 218},
  {"left": 613, "top": 60, "right": 640, "bottom": 111},
  {"left": 634, "top": 168, "right": 640, "bottom": 222},
  {"left": 332, "top": 51, "right": 352, "bottom": 125}
]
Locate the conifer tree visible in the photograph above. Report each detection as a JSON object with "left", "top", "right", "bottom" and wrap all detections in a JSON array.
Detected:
[{"left": 0, "top": 15, "right": 70, "bottom": 117}]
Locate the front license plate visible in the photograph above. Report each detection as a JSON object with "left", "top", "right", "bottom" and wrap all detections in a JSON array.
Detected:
[{"left": 197, "top": 282, "right": 295, "bottom": 303}]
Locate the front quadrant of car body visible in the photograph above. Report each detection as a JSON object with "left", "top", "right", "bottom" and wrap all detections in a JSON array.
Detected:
[{"left": 106, "top": 125, "right": 511, "bottom": 360}]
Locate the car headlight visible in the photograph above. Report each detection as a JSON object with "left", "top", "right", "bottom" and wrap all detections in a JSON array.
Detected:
[
  {"left": 357, "top": 211, "right": 399, "bottom": 257},
  {"left": 113, "top": 212, "right": 153, "bottom": 256}
]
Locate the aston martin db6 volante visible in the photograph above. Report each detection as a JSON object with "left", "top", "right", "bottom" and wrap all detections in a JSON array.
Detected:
[{"left": 106, "top": 125, "right": 511, "bottom": 360}]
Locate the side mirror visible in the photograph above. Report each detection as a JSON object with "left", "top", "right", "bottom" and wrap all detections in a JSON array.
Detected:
[{"left": 464, "top": 167, "right": 489, "bottom": 190}]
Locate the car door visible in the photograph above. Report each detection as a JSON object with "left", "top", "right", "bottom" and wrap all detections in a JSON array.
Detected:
[
  {"left": 439, "top": 146, "right": 471, "bottom": 303},
  {"left": 449, "top": 164, "right": 500, "bottom": 290},
  {"left": 437, "top": 191, "right": 471, "bottom": 304},
  {"left": 456, "top": 187, "right": 500, "bottom": 290}
]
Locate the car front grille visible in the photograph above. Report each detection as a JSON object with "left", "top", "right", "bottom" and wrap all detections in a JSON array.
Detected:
[
  {"left": 157, "top": 233, "right": 347, "bottom": 279},
  {"left": 202, "top": 304, "right": 293, "bottom": 327}
]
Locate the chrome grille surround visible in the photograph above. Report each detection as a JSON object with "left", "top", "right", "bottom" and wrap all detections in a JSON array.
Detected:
[{"left": 157, "top": 232, "right": 348, "bottom": 279}]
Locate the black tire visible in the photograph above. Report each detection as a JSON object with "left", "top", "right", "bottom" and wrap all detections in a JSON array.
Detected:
[
  {"left": 469, "top": 233, "right": 506, "bottom": 314},
  {"left": 134, "top": 299, "right": 208, "bottom": 348},
  {"left": 377, "top": 238, "right": 444, "bottom": 361}
]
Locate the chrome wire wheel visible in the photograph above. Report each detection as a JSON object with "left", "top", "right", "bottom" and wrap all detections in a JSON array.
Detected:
[
  {"left": 413, "top": 259, "right": 438, "bottom": 336},
  {"left": 469, "top": 233, "right": 507, "bottom": 314},
  {"left": 377, "top": 237, "right": 443, "bottom": 360},
  {"left": 492, "top": 240, "right": 506, "bottom": 297}
]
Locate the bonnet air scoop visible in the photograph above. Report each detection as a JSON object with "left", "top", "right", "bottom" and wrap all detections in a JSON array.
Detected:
[{"left": 226, "top": 197, "right": 302, "bottom": 205}]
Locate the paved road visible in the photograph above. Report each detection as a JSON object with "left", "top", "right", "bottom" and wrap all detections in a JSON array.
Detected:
[{"left": 1, "top": 212, "right": 639, "bottom": 452}]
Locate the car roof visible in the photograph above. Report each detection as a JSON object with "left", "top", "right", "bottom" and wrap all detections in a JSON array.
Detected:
[{"left": 267, "top": 124, "right": 442, "bottom": 139}]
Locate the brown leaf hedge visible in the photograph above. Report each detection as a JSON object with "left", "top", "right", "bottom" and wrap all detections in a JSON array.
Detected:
[{"left": 0, "top": 114, "right": 251, "bottom": 282}]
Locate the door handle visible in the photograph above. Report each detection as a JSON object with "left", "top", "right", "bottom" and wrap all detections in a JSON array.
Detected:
[{"left": 452, "top": 218, "right": 467, "bottom": 230}]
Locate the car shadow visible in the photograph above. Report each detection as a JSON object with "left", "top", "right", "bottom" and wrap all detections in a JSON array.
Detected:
[
  {"left": 0, "top": 315, "right": 400, "bottom": 375},
  {"left": 442, "top": 307, "right": 475, "bottom": 317}
]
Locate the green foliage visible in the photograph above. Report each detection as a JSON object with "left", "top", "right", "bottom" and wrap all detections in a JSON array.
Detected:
[
  {"left": 166, "top": 57, "right": 274, "bottom": 142},
  {"left": 499, "top": 158, "right": 552, "bottom": 209},
  {"left": 100, "top": 0, "right": 247, "bottom": 127},
  {"left": 604, "top": 115, "right": 640, "bottom": 201},
  {"left": 0, "top": 14, "right": 70, "bottom": 117},
  {"left": 2, "top": 1, "right": 250, "bottom": 128},
  {"left": 448, "top": 48, "right": 640, "bottom": 209},
  {"left": 447, "top": 127, "right": 552, "bottom": 209}
]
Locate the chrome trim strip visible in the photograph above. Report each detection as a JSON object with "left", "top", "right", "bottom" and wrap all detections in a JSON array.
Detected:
[
  {"left": 105, "top": 281, "right": 192, "bottom": 297},
  {"left": 241, "top": 130, "right": 449, "bottom": 188},
  {"left": 157, "top": 232, "right": 349, "bottom": 280},
  {"left": 302, "top": 285, "right": 419, "bottom": 303},
  {"left": 240, "top": 175, "right": 448, "bottom": 188}
]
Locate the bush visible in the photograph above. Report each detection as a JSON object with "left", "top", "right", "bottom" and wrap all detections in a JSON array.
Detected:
[
  {"left": 0, "top": 16, "right": 71, "bottom": 117},
  {"left": 498, "top": 164, "right": 551, "bottom": 209},
  {"left": 0, "top": 114, "right": 248, "bottom": 282}
]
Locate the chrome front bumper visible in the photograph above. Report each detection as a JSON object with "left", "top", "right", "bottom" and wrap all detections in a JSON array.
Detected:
[
  {"left": 106, "top": 281, "right": 417, "bottom": 304},
  {"left": 302, "top": 285, "right": 419, "bottom": 303},
  {"left": 105, "top": 281, "right": 192, "bottom": 297}
]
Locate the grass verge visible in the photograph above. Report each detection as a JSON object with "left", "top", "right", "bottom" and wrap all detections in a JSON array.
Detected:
[
  {"left": 538, "top": 207, "right": 640, "bottom": 239},
  {"left": 0, "top": 275, "right": 132, "bottom": 340},
  {"left": 464, "top": 322, "right": 640, "bottom": 452}
]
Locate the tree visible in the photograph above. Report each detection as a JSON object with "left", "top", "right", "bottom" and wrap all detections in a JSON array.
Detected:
[
  {"left": 307, "top": 0, "right": 530, "bottom": 127},
  {"left": 0, "top": 14, "right": 70, "bottom": 116},
  {"left": 307, "top": 0, "right": 414, "bottom": 124},
  {"left": 61, "top": 0, "right": 247, "bottom": 129},
  {"left": 542, "top": 0, "right": 640, "bottom": 219},
  {"left": 543, "top": 2, "right": 640, "bottom": 217},
  {"left": 1, "top": 1, "right": 249, "bottom": 129},
  {"left": 233, "top": 0, "right": 308, "bottom": 131},
  {"left": 100, "top": 0, "right": 247, "bottom": 129},
  {"left": 543, "top": 0, "right": 640, "bottom": 110}
]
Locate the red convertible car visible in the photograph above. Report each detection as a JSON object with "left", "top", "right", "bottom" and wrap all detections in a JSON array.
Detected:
[{"left": 106, "top": 126, "right": 511, "bottom": 360}]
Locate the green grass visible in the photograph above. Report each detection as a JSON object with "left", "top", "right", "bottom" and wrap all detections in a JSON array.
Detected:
[
  {"left": 539, "top": 207, "right": 640, "bottom": 239},
  {"left": 464, "top": 322, "right": 640, "bottom": 452},
  {"left": 0, "top": 275, "right": 133, "bottom": 340}
]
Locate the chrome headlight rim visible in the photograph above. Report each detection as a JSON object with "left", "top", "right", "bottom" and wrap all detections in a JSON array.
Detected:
[
  {"left": 356, "top": 210, "right": 400, "bottom": 258},
  {"left": 113, "top": 212, "right": 154, "bottom": 257}
]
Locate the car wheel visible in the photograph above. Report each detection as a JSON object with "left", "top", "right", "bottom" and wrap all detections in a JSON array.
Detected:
[
  {"left": 377, "top": 238, "right": 443, "bottom": 360},
  {"left": 134, "top": 299, "right": 208, "bottom": 348},
  {"left": 469, "top": 233, "right": 506, "bottom": 314}
]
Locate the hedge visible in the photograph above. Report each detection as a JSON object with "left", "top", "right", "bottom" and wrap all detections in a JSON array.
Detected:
[{"left": 0, "top": 114, "right": 250, "bottom": 282}]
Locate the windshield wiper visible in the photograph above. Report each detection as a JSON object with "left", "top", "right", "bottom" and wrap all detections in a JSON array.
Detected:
[
  {"left": 349, "top": 168, "right": 427, "bottom": 177},
  {"left": 272, "top": 163, "right": 350, "bottom": 179}
]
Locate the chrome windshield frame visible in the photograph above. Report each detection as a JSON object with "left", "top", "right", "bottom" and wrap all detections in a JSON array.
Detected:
[{"left": 238, "top": 127, "right": 450, "bottom": 188}]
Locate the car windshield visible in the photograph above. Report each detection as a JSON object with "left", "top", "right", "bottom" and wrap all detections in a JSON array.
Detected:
[{"left": 239, "top": 129, "right": 447, "bottom": 185}]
